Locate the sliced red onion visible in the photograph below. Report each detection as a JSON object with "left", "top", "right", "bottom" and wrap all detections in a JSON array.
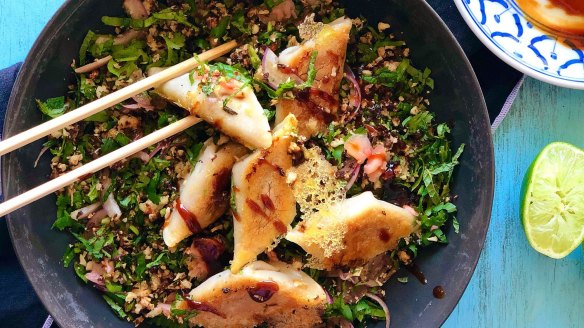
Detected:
[
  {"left": 344, "top": 64, "right": 361, "bottom": 110},
  {"left": 149, "top": 137, "right": 176, "bottom": 160},
  {"left": 103, "top": 193, "right": 122, "bottom": 220},
  {"left": 74, "top": 55, "right": 112, "bottom": 74},
  {"left": 278, "top": 45, "right": 300, "bottom": 66},
  {"left": 101, "top": 174, "right": 112, "bottom": 198},
  {"left": 324, "top": 289, "right": 333, "bottom": 304},
  {"left": 89, "top": 209, "right": 108, "bottom": 224},
  {"left": 85, "top": 209, "right": 108, "bottom": 229},
  {"left": 85, "top": 271, "right": 104, "bottom": 286},
  {"left": 338, "top": 270, "right": 358, "bottom": 284},
  {"left": 403, "top": 205, "right": 419, "bottom": 217},
  {"left": 70, "top": 202, "right": 102, "bottom": 220},
  {"left": 345, "top": 164, "right": 361, "bottom": 191},
  {"left": 123, "top": 94, "right": 154, "bottom": 111},
  {"left": 365, "top": 293, "right": 390, "bottom": 328},
  {"left": 122, "top": 104, "right": 142, "bottom": 110},
  {"left": 262, "top": 47, "right": 303, "bottom": 88},
  {"left": 158, "top": 303, "right": 171, "bottom": 316},
  {"left": 148, "top": 142, "right": 166, "bottom": 160},
  {"left": 113, "top": 29, "right": 146, "bottom": 46},
  {"left": 123, "top": 0, "right": 148, "bottom": 19},
  {"left": 157, "top": 303, "right": 171, "bottom": 316},
  {"left": 131, "top": 151, "right": 150, "bottom": 163},
  {"left": 103, "top": 260, "right": 114, "bottom": 274},
  {"left": 131, "top": 93, "right": 154, "bottom": 111},
  {"left": 34, "top": 146, "right": 50, "bottom": 168}
]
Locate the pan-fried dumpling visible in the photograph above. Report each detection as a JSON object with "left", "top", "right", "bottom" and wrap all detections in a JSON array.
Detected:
[
  {"left": 151, "top": 67, "right": 272, "bottom": 149},
  {"left": 177, "top": 261, "right": 327, "bottom": 328},
  {"left": 275, "top": 16, "right": 352, "bottom": 137},
  {"left": 163, "top": 139, "right": 248, "bottom": 247},
  {"left": 230, "top": 115, "right": 298, "bottom": 272},
  {"left": 286, "top": 191, "right": 417, "bottom": 270}
]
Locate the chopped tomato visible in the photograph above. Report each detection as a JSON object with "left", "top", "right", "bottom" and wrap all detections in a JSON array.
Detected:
[
  {"left": 345, "top": 134, "right": 372, "bottom": 164},
  {"left": 364, "top": 144, "right": 388, "bottom": 182}
]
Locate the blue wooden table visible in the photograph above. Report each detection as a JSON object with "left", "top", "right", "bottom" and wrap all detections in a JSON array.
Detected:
[{"left": 1, "top": 1, "right": 583, "bottom": 327}]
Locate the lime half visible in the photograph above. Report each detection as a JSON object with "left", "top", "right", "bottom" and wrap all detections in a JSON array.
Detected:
[{"left": 521, "top": 142, "right": 584, "bottom": 259}]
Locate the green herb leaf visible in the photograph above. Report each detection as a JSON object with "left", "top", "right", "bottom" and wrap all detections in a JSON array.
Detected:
[
  {"left": 102, "top": 9, "right": 193, "bottom": 29},
  {"left": 452, "top": 217, "right": 460, "bottom": 234},
  {"left": 232, "top": 11, "right": 250, "bottom": 34},
  {"left": 62, "top": 246, "right": 75, "bottom": 267},
  {"left": 36, "top": 97, "right": 67, "bottom": 118},
  {"left": 146, "top": 252, "right": 166, "bottom": 269},
  {"left": 264, "top": 0, "right": 285, "bottom": 9},
  {"left": 52, "top": 210, "right": 77, "bottom": 231},
  {"left": 163, "top": 33, "right": 186, "bottom": 66},
  {"left": 112, "top": 40, "right": 148, "bottom": 63},
  {"left": 135, "top": 253, "right": 146, "bottom": 278},
  {"left": 89, "top": 35, "right": 114, "bottom": 58},
  {"left": 397, "top": 276, "right": 408, "bottom": 284},
  {"left": 263, "top": 108, "right": 276, "bottom": 120},
  {"left": 101, "top": 138, "right": 119, "bottom": 154},
  {"left": 297, "top": 51, "right": 318, "bottom": 89},
  {"left": 114, "top": 133, "right": 131, "bottom": 147},
  {"left": 74, "top": 262, "right": 87, "bottom": 282},
  {"left": 247, "top": 44, "right": 261, "bottom": 70},
  {"left": 210, "top": 16, "right": 230, "bottom": 39},
  {"left": 84, "top": 111, "right": 109, "bottom": 122},
  {"left": 186, "top": 142, "right": 204, "bottom": 163},
  {"left": 79, "top": 30, "right": 95, "bottom": 66},
  {"left": 146, "top": 171, "right": 161, "bottom": 204},
  {"left": 103, "top": 294, "right": 127, "bottom": 318},
  {"left": 105, "top": 281, "right": 123, "bottom": 293},
  {"left": 107, "top": 59, "right": 138, "bottom": 78}
]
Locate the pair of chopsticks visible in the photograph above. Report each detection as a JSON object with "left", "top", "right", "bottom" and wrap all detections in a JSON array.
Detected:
[{"left": 0, "top": 40, "right": 238, "bottom": 217}]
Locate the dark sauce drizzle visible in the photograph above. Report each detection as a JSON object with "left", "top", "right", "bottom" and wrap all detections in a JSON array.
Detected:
[
  {"left": 184, "top": 298, "right": 226, "bottom": 318},
  {"left": 378, "top": 229, "right": 391, "bottom": 242},
  {"left": 247, "top": 281, "right": 279, "bottom": 303},
  {"left": 175, "top": 199, "right": 202, "bottom": 233},
  {"left": 433, "top": 285, "right": 446, "bottom": 299},
  {"left": 406, "top": 263, "right": 427, "bottom": 285}
]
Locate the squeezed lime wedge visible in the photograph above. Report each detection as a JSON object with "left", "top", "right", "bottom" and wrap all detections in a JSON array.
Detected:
[{"left": 521, "top": 142, "right": 584, "bottom": 259}]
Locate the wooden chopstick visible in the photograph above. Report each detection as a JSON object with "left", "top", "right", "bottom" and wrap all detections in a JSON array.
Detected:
[
  {"left": 0, "top": 40, "right": 237, "bottom": 157},
  {"left": 0, "top": 116, "right": 201, "bottom": 217}
]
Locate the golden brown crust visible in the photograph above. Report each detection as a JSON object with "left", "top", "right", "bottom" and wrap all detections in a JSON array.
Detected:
[
  {"left": 186, "top": 262, "right": 327, "bottom": 328},
  {"left": 276, "top": 19, "right": 352, "bottom": 137},
  {"left": 231, "top": 116, "right": 298, "bottom": 272},
  {"left": 286, "top": 192, "right": 417, "bottom": 270}
]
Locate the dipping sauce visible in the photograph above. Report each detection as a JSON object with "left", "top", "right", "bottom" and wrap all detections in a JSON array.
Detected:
[
  {"left": 406, "top": 263, "right": 427, "bottom": 285},
  {"left": 247, "top": 281, "right": 279, "bottom": 303},
  {"left": 175, "top": 199, "right": 202, "bottom": 233},
  {"left": 433, "top": 285, "right": 446, "bottom": 299},
  {"left": 516, "top": 0, "right": 584, "bottom": 35}
]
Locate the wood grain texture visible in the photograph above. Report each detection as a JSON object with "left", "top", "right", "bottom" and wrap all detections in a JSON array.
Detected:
[
  {"left": 444, "top": 78, "right": 584, "bottom": 328},
  {"left": 0, "top": 0, "right": 62, "bottom": 68},
  {"left": 1, "top": 1, "right": 583, "bottom": 327}
]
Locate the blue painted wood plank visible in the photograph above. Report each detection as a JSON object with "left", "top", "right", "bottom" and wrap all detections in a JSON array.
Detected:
[
  {"left": 444, "top": 77, "right": 584, "bottom": 328},
  {"left": 0, "top": 0, "right": 63, "bottom": 68},
  {"left": 1, "top": 1, "right": 584, "bottom": 327}
]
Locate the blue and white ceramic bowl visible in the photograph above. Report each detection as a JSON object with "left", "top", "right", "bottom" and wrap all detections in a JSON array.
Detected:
[{"left": 456, "top": 0, "right": 584, "bottom": 89}]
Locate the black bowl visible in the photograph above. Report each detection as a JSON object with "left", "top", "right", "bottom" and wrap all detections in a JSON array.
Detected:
[{"left": 3, "top": 0, "right": 494, "bottom": 327}]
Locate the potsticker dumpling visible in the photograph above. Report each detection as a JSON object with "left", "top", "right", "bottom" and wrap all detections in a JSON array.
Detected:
[
  {"left": 275, "top": 16, "right": 352, "bottom": 137},
  {"left": 163, "top": 139, "right": 248, "bottom": 247},
  {"left": 286, "top": 191, "right": 418, "bottom": 270},
  {"left": 151, "top": 67, "right": 272, "bottom": 149},
  {"left": 178, "top": 261, "right": 327, "bottom": 328},
  {"left": 230, "top": 114, "right": 298, "bottom": 272}
]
